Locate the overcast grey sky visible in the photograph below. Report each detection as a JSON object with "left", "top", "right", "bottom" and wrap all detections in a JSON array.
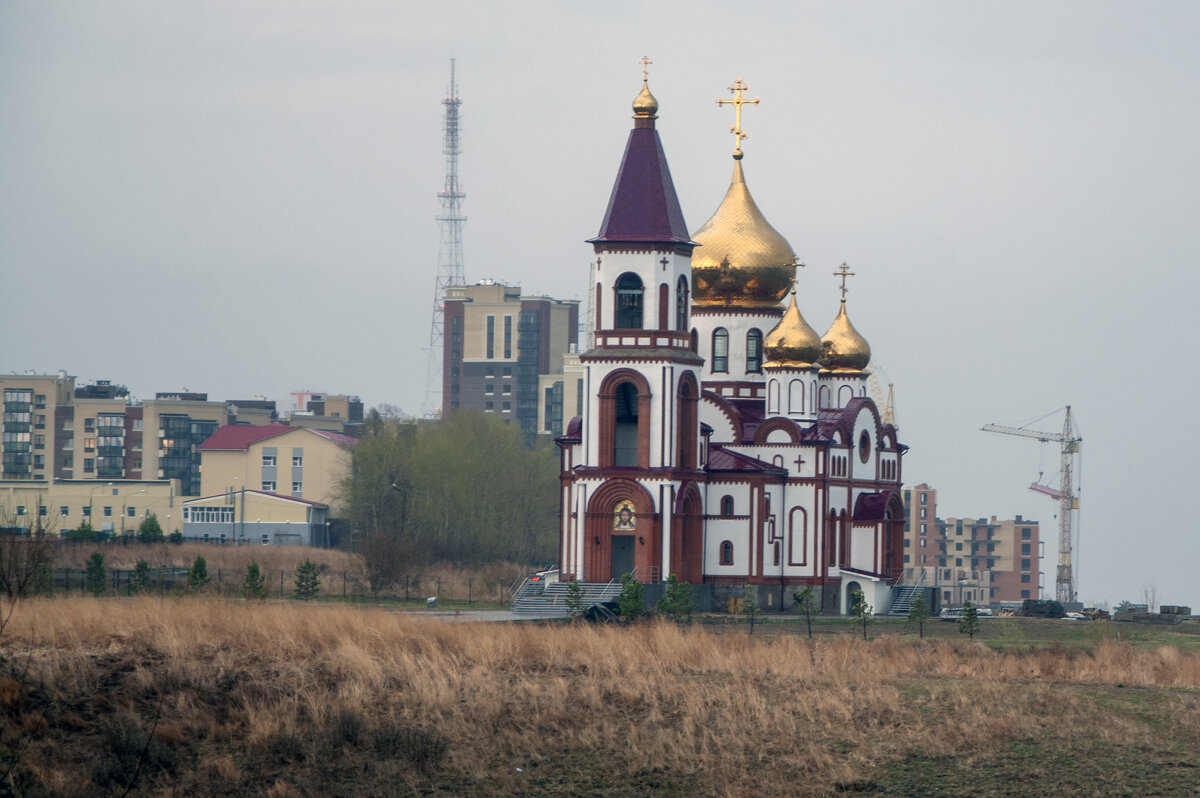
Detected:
[{"left": 3, "top": 2, "right": 1198, "bottom": 608}]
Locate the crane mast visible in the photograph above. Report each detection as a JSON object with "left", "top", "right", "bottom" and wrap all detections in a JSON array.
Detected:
[{"left": 982, "top": 406, "right": 1081, "bottom": 605}]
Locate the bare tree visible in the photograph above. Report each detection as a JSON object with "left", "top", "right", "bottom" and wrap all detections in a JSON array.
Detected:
[
  {"left": 1140, "top": 581, "right": 1159, "bottom": 614},
  {"left": 0, "top": 505, "right": 59, "bottom": 636}
]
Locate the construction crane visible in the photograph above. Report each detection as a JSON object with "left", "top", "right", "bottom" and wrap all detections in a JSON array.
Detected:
[{"left": 982, "top": 406, "right": 1081, "bottom": 605}]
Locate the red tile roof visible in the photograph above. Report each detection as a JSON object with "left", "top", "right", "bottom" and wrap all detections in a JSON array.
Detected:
[{"left": 197, "top": 423, "right": 354, "bottom": 451}]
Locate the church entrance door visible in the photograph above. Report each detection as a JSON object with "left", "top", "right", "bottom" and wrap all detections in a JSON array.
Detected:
[{"left": 611, "top": 535, "right": 636, "bottom": 579}]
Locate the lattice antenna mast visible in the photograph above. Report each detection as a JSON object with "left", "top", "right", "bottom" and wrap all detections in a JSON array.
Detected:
[{"left": 423, "top": 59, "right": 467, "bottom": 417}]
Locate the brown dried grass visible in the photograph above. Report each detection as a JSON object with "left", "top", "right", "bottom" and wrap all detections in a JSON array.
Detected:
[{"left": 2, "top": 599, "right": 1199, "bottom": 796}]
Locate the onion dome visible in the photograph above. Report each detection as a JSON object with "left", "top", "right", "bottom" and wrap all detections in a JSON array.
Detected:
[
  {"left": 633, "top": 81, "right": 658, "bottom": 118},
  {"left": 764, "top": 289, "right": 822, "bottom": 366},
  {"left": 690, "top": 159, "right": 796, "bottom": 308},
  {"left": 819, "top": 298, "right": 871, "bottom": 372}
]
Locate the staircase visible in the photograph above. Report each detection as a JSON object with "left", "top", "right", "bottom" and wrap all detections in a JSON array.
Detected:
[
  {"left": 888, "top": 569, "right": 928, "bottom": 616},
  {"left": 510, "top": 578, "right": 622, "bottom": 617}
]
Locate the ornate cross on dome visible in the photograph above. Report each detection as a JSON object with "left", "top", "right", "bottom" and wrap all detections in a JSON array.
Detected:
[
  {"left": 717, "top": 78, "right": 760, "bottom": 158},
  {"left": 833, "top": 263, "right": 856, "bottom": 299},
  {"left": 639, "top": 56, "right": 652, "bottom": 82}
]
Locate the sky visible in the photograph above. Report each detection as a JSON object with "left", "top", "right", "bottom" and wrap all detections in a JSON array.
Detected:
[{"left": 3, "top": 2, "right": 1198, "bottom": 608}]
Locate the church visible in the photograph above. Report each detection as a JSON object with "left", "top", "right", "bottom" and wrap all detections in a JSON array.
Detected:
[{"left": 555, "top": 71, "right": 905, "bottom": 615}]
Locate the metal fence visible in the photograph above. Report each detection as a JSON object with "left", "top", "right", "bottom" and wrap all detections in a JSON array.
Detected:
[{"left": 50, "top": 567, "right": 510, "bottom": 606}]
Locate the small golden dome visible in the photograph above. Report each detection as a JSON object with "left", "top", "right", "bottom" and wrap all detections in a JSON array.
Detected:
[
  {"left": 633, "top": 81, "right": 658, "bottom": 118},
  {"left": 819, "top": 298, "right": 871, "bottom": 372},
  {"left": 764, "top": 290, "right": 822, "bottom": 367},
  {"left": 691, "top": 160, "right": 796, "bottom": 308}
]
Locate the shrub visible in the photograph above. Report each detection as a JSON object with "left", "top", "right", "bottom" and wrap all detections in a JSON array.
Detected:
[
  {"left": 66, "top": 520, "right": 96, "bottom": 541},
  {"left": 907, "top": 593, "right": 930, "bottom": 639},
  {"left": 129, "top": 559, "right": 152, "bottom": 595},
  {"left": 850, "top": 590, "right": 873, "bottom": 640},
  {"left": 294, "top": 559, "right": 320, "bottom": 600},
  {"left": 168, "top": 530, "right": 183, "bottom": 544},
  {"left": 564, "top": 579, "right": 584, "bottom": 621},
  {"left": 242, "top": 561, "right": 268, "bottom": 600},
  {"left": 657, "top": 574, "right": 694, "bottom": 625},
  {"left": 187, "top": 556, "right": 210, "bottom": 592},
  {"left": 793, "top": 586, "right": 818, "bottom": 639},
  {"left": 959, "top": 600, "right": 980, "bottom": 640},
  {"left": 742, "top": 587, "right": 765, "bottom": 635},
  {"left": 136, "top": 513, "right": 164, "bottom": 543},
  {"left": 85, "top": 551, "right": 106, "bottom": 596},
  {"left": 617, "top": 572, "right": 644, "bottom": 622}
]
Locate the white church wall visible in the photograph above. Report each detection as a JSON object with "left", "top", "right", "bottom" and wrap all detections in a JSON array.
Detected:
[
  {"left": 691, "top": 311, "right": 779, "bottom": 384},
  {"left": 593, "top": 249, "right": 691, "bottom": 332},
  {"left": 850, "top": 526, "right": 877, "bottom": 572},
  {"left": 698, "top": 397, "right": 739, "bottom": 442}
]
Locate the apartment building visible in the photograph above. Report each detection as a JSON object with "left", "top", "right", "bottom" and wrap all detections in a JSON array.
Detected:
[
  {"left": 901, "top": 483, "right": 1041, "bottom": 606},
  {"left": 442, "top": 282, "right": 579, "bottom": 436}
]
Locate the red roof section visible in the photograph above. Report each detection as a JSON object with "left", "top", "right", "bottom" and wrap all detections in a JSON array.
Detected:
[
  {"left": 589, "top": 126, "right": 694, "bottom": 246},
  {"left": 198, "top": 423, "right": 355, "bottom": 451}
]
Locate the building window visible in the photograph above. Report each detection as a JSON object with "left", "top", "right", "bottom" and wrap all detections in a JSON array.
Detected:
[
  {"left": 720, "top": 496, "right": 734, "bottom": 517},
  {"left": 502, "top": 402, "right": 511, "bottom": 412},
  {"left": 712, "top": 328, "right": 729, "bottom": 373},
  {"left": 955, "top": 542, "right": 962, "bottom": 551},
  {"left": 84, "top": 418, "right": 95, "bottom": 433},
  {"left": 262, "top": 481, "right": 276, "bottom": 492},
  {"left": 37, "top": 505, "right": 46, "bottom": 517},
  {"left": 920, "top": 508, "right": 927, "bottom": 519},
  {"left": 292, "top": 481, "right": 302, "bottom": 493},
  {"left": 504, "top": 315, "right": 513, "bottom": 359},
  {"left": 502, "top": 384, "right": 511, "bottom": 395},
  {"left": 720, "top": 541, "right": 734, "bottom": 565},
  {"left": 614, "top": 272, "right": 644, "bottom": 328},
  {"left": 60, "top": 505, "right": 69, "bottom": 517},
  {"left": 262, "top": 534, "right": 271, "bottom": 545},
  {"left": 34, "top": 394, "right": 45, "bottom": 409},
  {"left": 1022, "top": 527, "right": 1032, "bottom": 539},
  {"left": 486, "top": 315, "right": 495, "bottom": 359},
  {"left": 920, "top": 493, "right": 927, "bottom": 505},
  {"left": 1021, "top": 573, "right": 1031, "bottom": 583},
  {"left": 292, "top": 456, "right": 303, "bottom": 467},
  {"left": 484, "top": 402, "right": 494, "bottom": 411},
  {"left": 1021, "top": 558, "right": 1031, "bottom": 570},
  {"left": 262, "top": 455, "right": 276, "bottom": 467},
  {"left": 919, "top": 539, "right": 926, "bottom": 548},
  {"left": 485, "top": 383, "right": 494, "bottom": 394},
  {"left": 920, "top": 523, "right": 926, "bottom": 535},
  {"left": 676, "top": 276, "right": 688, "bottom": 331},
  {"left": 746, "top": 329, "right": 763, "bottom": 373},
  {"left": 1021, "top": 543, "right": 1031, "bottom": 555},
  {"left": 127, "top": 506, "right": 136, "bottom": 517},
  {"left": 103, "top": 506, "right": 112, "bottom": 517}
]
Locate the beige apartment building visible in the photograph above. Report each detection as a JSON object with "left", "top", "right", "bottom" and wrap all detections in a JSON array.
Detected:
[
  {"left": 0, "top": 479, "right": 179, "bottom": 536},
  {"left": 197, "top": 423, "right": 353, "bottom": 510},
  {"left": 442, "top": 282, "right": 579, "bottom": 436},
  {"left": 901, "top": 483, "right": 1041, "bottom": 606}
]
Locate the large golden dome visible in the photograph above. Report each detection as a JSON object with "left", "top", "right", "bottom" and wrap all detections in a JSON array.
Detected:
[
  {"left": 764, "top": 289, "right": 822, "bottom": 366},
  {"left": 691, "top": 160, "right": 796, "bottom": 308},
  {"left": 819, "top": 298, "right": 871, "bottom": 372}
]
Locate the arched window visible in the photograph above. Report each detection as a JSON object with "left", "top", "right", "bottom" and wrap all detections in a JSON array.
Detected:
[
  {"left": 676, "top": 276, "right": 689, "bottom": 331},
  {"left": 658, "top": 283, "right": 669, "bottom": 330},
  {"left": 746, "top": 329, "right": 763, "bottom": 373},
  {"left": 720, "top": 540, "right": 734, "bottom": 565},
  {"left": 690, "top": 328, "right": 698, "bottom": 352},
  {"left": 613, "top": 382, "right": 639, "bottom": 466},
  {"left": 712, "top": 328, "right": 729, "bottom": 373},
  {"left": 614, "top": 273, "right": 644, "bottom": 329},
  {"left": 720, "top": 495, "right": 734, "bottom": 517}
]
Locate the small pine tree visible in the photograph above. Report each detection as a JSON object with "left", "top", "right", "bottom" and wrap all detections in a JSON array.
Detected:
[
  {"left": 68, "top": 520, "right": 96, "bottom": 541},
  {"left": 242, "top": 561, "right": 268, "bottom": 600},
  {"left": 959, "top": 600, "right": 980, "bottom": 641},
  {"left": 849, "top": 590, "right": 873, "bottom": 640},
  {"left": 793, "top": 587, "right": 818, "bottom": 639},
  {"left": 136, "top": 513, "right": 164, "bottom": 543},
  {"left": 188, "top": 555, "right": 210, "bottom": 592},
  {"left": 168, "top": 530, "right": 183, "bottom": 544},
  {"left": 85, "top": 551, "right": 106, "bottom": 596},
  {"left": 617, "top": 572, "right": 644, "bottom": 623},
  {"left": 742, "top": 587, "right": 765, "bottom": 635},
  {"left": 294, "top": 559, "right": 321, "bottom": 600},
  {"left": 657, "top": 574, "right": 694, "bottom": 625},
  {"left": 564, "top": 579, "right": 585, "bottom": 621},
  {"left": 129, "top": 559, "right": 152, "bottom": 595},
  {"left": 907, "top": 592, "right": 930, "bottom": 639}
]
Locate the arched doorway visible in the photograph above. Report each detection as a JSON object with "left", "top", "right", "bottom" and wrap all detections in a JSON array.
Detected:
[
  {"left": 671, "top": 483, "right": 703, "bottom": 585},
  {"left": 585, "top": 481, "right": 656, "bottom": 583},
  {"left": 844, "top": 580, "right": 863, "bottom": 615}
]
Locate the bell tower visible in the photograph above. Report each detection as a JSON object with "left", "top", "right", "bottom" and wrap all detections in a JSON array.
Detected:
[{"left": 558, "top": 61, "right": 705, "bottom": 585}]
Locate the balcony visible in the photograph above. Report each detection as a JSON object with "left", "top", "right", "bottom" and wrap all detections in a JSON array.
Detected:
[
  {"left": 3, "top": 402, "right": 31, "bottom": 413},
  {"left": 97, "top": 445, "right": 125, "bottom": 458},
  {"left": 3, "top": 421, "right": 31, "bottom": 433}
]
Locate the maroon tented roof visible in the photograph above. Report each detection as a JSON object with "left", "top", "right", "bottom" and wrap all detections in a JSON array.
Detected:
[{"left": 589, "top": 127, "right": 694, "bottom": 245}]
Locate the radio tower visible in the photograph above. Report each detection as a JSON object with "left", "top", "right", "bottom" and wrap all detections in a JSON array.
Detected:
[{"left": 423, "top": 59, "right": 467, "bottom": 417}]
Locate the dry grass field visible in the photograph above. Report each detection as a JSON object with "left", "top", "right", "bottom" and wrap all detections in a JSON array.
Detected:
[{"left": 1, "top": 598, "right": 1198, "bottom": 796}]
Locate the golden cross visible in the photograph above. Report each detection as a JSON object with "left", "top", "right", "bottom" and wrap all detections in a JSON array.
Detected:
[
  {"left": 639, "top": 56, "right": 652, "bottom": 82},
  {"left": 833, "top": 263, "right": 856, "bottom": 299},
  {"left": 716, "top": 78, "right": 760, "bottom": 156}
]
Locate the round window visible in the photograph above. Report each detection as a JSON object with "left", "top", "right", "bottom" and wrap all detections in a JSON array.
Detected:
[{"left": 858, "top": 430, "right": 870, "bottom": 463}]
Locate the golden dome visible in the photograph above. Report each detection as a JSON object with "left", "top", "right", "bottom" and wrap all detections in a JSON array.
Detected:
[
  {"left": 819, "top": 298, "right": 871, "bottom": 372},
  {"left": 764, "top": 289, "right": 822, "bottom": 367},
  {"left": 691, "top": 160, "right": 796, "bottom": 308},
  {"left": 633, "top": 81, "right": 658, "bottom": 118}
]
